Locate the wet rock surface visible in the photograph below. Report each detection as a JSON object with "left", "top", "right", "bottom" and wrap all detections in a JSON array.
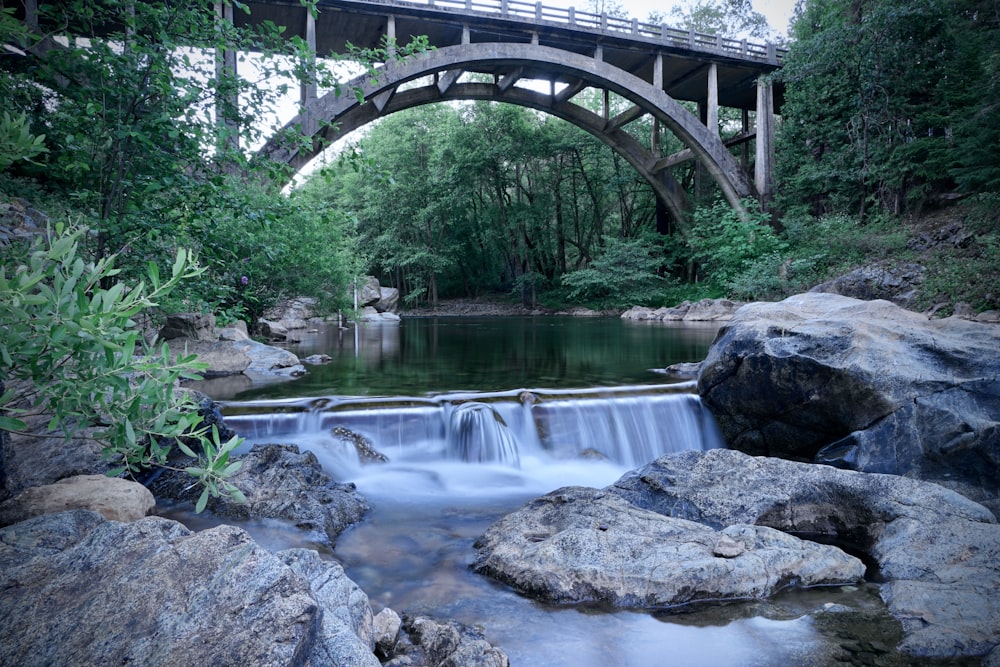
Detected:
[
  {"left": 0, "top": 511, "right": 322, "bottom": 667},
  {"left": 472, "top": 485, "right": 865, "bottom": 608},
  {"left": 147, "top": 443, "right": 370, "bottom": 547},
  {"left": 383, "top": 614, "right": 509, "bottom": 667},
  {"left": 609, "top": 449, "right": 1000, "bottom": 661}
]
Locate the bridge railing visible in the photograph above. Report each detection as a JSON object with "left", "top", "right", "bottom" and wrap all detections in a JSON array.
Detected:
[{"left": 408, "top": 0, "right": 782, "bottom": 62}]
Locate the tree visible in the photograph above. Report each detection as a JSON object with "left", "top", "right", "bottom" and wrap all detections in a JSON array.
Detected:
[{"left": 775, "top": 0, "right": 999, "bottom": 216}]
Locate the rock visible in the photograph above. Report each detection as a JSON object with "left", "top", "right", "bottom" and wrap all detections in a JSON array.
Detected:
[
  {"left": 609, "top": 449, "right": 1000, "bottom": 660},
  {"left": 169, "top": 338, "right": 307, "bottom": 379},
  {"left": 277, "top": 548, "right": 380, "bottom": 667},
  {"left": 158, "top": 312, "right": 217, "bottom": 342},
  {"left": 809, "top": 263, "right": 925, "bottom": 307},
  {"left": 472, "top": 485, "right": 865, "bottom": 608},
  {"left": 0, "top": 475, "right": 154, "bottom": 526},
  {"left": 148, "top": 443, "right": 370, "bottom": 547},
  {"left": 303, "top": 353, "right": 333, "bottom": 364},
  {"left": 375, "top": 286, "right": 400, "bottom": 313},
  {"left": 952, "top": 301, "right": 978, "bottom": 320},
  {"left": 258, "top": 317, "right": 289, "bottom": 341},
  {"left": 0, "top": 511, "right": 323, "bottom": 666},
  {"left": 696, "top": 293, "right": 1000, "bottom": 511},
  {"left": 683, "top": 298, "right": 744, "bottom": 321},
  {"left": 333, "top": 426, "right": 389, "bottom": 463},
  {"left": 621, "top": 299, "right": 742, "bottom": 322},
  {"left": 359, "top": 306, "right": 401, "bottom": 324},
  {"left": 660, "top": 361, "right": 702, "bottom": 377},
  {"left": 979, "top": 310, "right": 1000, "bottom": 324},
  {"left": 358, "top": 276, "right": 382, "bottom": 306},
  {"left": 3, "top": 412, "right": 107, "bottom": 496},
  {"left": 264, "top": 297, "right": 316, "bottom": 330},
  {"left": 385, "top": 615, "right": 509, "bottom": 667},
  {"left": 217, "top": 319, "right": 250, "bottom": 341},
  {"left": 373, "top": 608, "right": 402, "bottom": 658}
]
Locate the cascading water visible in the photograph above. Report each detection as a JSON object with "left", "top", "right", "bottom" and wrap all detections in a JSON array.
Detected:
[
  {"left": 220, "top": 382, "right": 721, "bottom": 475},
  {"left": 445, "top": 402, "right": 521, "bottom": 467}
]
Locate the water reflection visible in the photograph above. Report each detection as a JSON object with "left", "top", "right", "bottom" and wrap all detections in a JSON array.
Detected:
[{"left": 208, "top": 316, "right": 721, "bottom": 400}]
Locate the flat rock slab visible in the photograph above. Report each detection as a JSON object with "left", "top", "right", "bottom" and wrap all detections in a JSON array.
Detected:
[
  {"left": 472, "top": 486, "right": 865, "bottom": 608},
  {"left": 610, "top": 449, "right": 1000, "bottom": 660}
]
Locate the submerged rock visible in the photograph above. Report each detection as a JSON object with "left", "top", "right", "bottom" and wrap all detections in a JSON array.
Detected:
[
  {"left": 610, "top": 449, "right": 1000, "bottom": 661},
  {"left": 697, "top": 292, "right": 1000, "bottom": 513},
  {"left": 384, "top": 614, "right": 509, "bottom": 667},
  {"left": 472, "top": 485, "right": 864, "bottom": 608},
  {"left": 148, "top": 443, "right": 370, "bottom": 547}
]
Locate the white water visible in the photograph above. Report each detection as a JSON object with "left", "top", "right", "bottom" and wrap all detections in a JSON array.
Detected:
[{"left": 221, "top": 382, "right": 724, "bottom": 483}]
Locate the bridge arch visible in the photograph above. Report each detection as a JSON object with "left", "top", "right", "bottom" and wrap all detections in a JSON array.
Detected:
[{"left": 259, "top": 42, "right": 758, "bottom": 218}]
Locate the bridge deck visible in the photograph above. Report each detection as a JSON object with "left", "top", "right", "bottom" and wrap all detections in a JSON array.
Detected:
[{"left": 242, "top": 0, "right": 784, "bottom": 111}]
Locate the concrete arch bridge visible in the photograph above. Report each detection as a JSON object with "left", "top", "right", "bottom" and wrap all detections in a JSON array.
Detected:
[{"left": 242, "top": 0, "right": 786, "bottom": 219}]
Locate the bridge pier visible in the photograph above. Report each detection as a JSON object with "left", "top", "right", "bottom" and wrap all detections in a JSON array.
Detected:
[
  {"left": 300, "top": 10, "right": 317, "bottom": 107},
  {"left": 755, "top": 79, "right": 775, "bottom": 202}
]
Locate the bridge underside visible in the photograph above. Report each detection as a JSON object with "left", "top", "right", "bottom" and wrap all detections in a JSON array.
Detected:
[{"left": 259, "top": 42, "right": 776, "bottom": 219}]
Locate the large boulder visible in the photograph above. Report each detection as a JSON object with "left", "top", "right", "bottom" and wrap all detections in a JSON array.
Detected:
[
  {"left": 358, "top": 276, "right": 382, "bottom": 307},
  {"left": 610, "top": 449, "right": 1000, "bottom": 660},
  {"left": 0, "top": 475, "right": 154, "bottom": 526},
  {"left": 0, "top": 510, "right": 381, "bottom": 667},
  {"left": 375, "top": 286, "right": 400, "bottom": 314},
  {"left": 621, "top": 298, "right": 743, "bottom": 322},
  {"left": 147, "top": 443, "right": 370, "bottom": 547},
  {"left": 697, "top": 293, "right": 1000, "bottom": 511},
  {"left": 472, "top": 485, "right": 865, "bottom": 608},
  {"left": 264, "top": 297, "right": 317, "bottom": 331}
]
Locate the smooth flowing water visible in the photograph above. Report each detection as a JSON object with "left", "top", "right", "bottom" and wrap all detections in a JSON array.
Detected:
[{"left": 181, "top": 317, "right": 903, "bottom": 666}]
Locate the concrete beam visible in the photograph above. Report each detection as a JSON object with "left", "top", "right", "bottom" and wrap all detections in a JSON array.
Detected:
[
  {"left": 605, "top": 105, "right": 645, "bottom": 132},
  {"left": 497, "top": 67, "right": 523, "bottom": 92},
  {"left": 437, "top": 68, "right": 463, "bottom": 94}
]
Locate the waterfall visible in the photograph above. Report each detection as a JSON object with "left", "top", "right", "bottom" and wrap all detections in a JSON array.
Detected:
[
  {"left": 220, "top": 384, "right": 722, "bottom": 471},
  {"left": 446, "top": 402, "right": 521, "bottom": 466}
]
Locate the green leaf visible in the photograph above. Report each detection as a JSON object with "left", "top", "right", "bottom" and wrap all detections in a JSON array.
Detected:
[
  {"left": 195, "top": 487, "right": 210, "bottom": 513},
  {"left": 0, "top": 416, "right": 27, "bottom": 431}
]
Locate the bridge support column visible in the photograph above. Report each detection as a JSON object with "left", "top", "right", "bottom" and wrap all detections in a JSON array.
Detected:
[
  {"left": 386, "top": 15, "right": 396, "bottom": 56},
  {"left": 214, "top": 1, "right": 239, "bottom": 153},
  {"left": 706, "top": 63, "right": 718, "bottom": 136},
  {"left": 300, "top": 10, "right": 318, "bottom": 107},
  {"left": 755, "top": 78, "right": 775, "bottom": 204}
]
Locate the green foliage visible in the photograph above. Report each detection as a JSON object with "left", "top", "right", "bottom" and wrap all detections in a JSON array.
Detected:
[
  {"left": 560, "top": 234, "right": 671, "bottom": 308},
  {"left": 776, "top": 0, "right": 1000, "bottom": 216},
  {"left": 0, "top": 112, "right": 47, "bottom": 171},
  {"left": 165, "top": 176, "right": 360, "bottom": 327},
  {"left": 0, "top": 225, "right": 244, "bottom": 508},
  {"left": 687, "top": 199, "right": 787, "bottom": 293},
  {"left": 912, "top": 196, "right": 1000, "bottom": 313}
]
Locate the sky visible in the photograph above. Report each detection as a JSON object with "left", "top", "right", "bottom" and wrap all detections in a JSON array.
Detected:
[{"left": 551, "top": 0, "right": 799, "bottom": 39}]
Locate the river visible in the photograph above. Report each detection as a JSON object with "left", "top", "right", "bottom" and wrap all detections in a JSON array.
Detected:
[{"left": 178, "top": 316, "right": 907, "bottom": 666}]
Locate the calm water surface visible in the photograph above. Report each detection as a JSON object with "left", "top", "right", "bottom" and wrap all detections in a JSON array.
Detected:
[{"left": 206, "top": 316, "right": 720, "bottom": 400}]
